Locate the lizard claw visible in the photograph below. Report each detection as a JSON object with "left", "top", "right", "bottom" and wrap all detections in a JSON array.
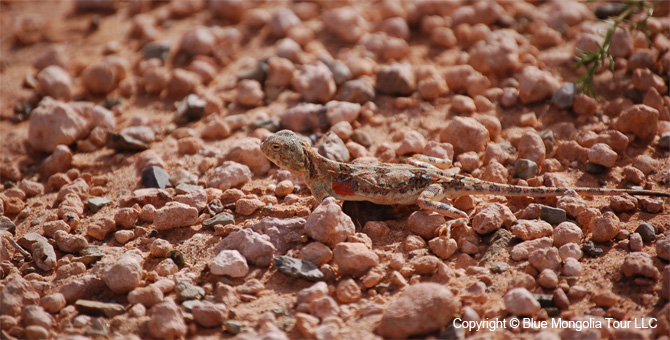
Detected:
[{"left": 435, "top": 218, "right": 469, "bottom": 239}]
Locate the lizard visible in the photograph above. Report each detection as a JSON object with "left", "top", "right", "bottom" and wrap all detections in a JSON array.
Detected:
[{"left": 261, "top": 130, "right": 670, "bottom": 238}]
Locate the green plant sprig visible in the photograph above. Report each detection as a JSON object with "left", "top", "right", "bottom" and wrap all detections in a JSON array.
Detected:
[{"left": 574, "top": 0, "right": 660, "bottom": 97}]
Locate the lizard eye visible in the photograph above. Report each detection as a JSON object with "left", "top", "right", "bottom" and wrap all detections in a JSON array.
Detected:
[{"left": 272, "top": 144, "right": 281, "bottom": 151}]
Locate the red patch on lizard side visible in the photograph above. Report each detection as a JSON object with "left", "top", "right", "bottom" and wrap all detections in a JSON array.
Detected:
[{"left": 332, "top": 179, "right": 355, "bottom": 196}]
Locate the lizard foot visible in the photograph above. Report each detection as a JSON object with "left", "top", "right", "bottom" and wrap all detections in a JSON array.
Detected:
[{"left": 435, "top": 218, "right": 468, "bottom": 239}]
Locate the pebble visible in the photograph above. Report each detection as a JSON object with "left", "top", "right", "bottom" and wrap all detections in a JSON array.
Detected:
[
  {"left": 203, "top": 212, "right": 234, "bottom": 229},
  {"left": 216, "top": 228, "right": 276, "bottom": 267},
  {"left": 407, "top": 210, "right": 446, "bottom": 239},
  {"left": 529, "top": 247, "right": 561, "bottom": 272},
  {"left": 396, "top": 130, "right": 426, "bottom": 155},
  {"left": 141, "top": 166, "right": 170, "bottom": 189},
  {"left": 192, "top": 301, "right": 228, "bottom": 328},
  {"left": 588, "top": 143, "right": 617, "bottom": 168},
  {"left": 582, "top": 241, "right": 603, "bottom": 258},
  {"left": 553, "top": 221, "right": 583, "bottom": 247},
  {"left": 18, "top": 232, "right": 57, "bottom": 270},
  {"left": 616, "top": 104, "right": 659, "bottom": 140},
  {"left": 515, "top": 159, "right": 537, "bottom": 179},
  {"left": 40, "top": 293, "right": 66, "bottom": 313},
  {"left": 322, "top": 7, "right": 365, "bottom": 43},
  {"left": 590, "top": 211, "right": 620, "bottom": 243},
  {"left": 440, "top": 117, "right": 490, "bottom": 154},
  {"left": 86, "top": 197, "right": 111, "bottom": 213},
  {"left": 291, "top": 61, "right": 336, "bottom": 103},
  {"left": 593, "top": 291, "right": 618, "bottom": 308},
  {"left": 29, "top": 98, "right": 115, "bottom": 153},
  {"left": 558, "top": 243, "right": 583, "bottom": 260},
  {"left": 25, "top": 325, "right": 49, "bottom": 339},
  {"left": 552, "top": 83, "right": 577, "bottom": 109},
  {"left": 178, "top": 26, "right": 215, "bottom": 56},
  {"left": 175, "top": 281, "right": 205, "bottom": 301},
  {"left": 156, "top": 258, "right": 179, "bottom": 276},
  {"left": 639, "top": 197, "right": 664, "bottom": 213},
  {"left": 74, "top": 300, "right": 125, "bottom": 318},
  {"left": 537, "top": 269, "right": 558, "bottom": 289},
  {"left": 338, "top": 79, "right": 375, "bottom": 104},
  {"left": 320, "top": 57, "right": 352, "bottom": 85},
  {"left": 274, "top": 255, "right": 323, "bottom": 281},
  {"left": 101, "top": 250, "right": 143, "bottom": 294},
  {"left": 305, "top": 197, "right": 355, "bottom": 248},
  {"left": 37, "top": 65, "right": 72, "bottom": 101},
  {"left": 656, "top": 238, "right": 670, "bottom": 261},
  {"left": 621, "top": 252, "right": 660, "bottom": 279},
  {"left": 539, "top": 206, "right": 567, "bottom": 225},
  {"left": 471, "top": 203, "right": 515, "bottom": 235},
  {"left": 511, "top": 219, "right": 553, "bottom": 240},
  {"left": 236, "top": 79, "right": 264, "bottom": 107},
  {"left": 659, "top": 132, "right": 670, "bottom": 150},
  {"left": 167, "top": 69, "right": 201, "bottom": 99},
  {"left": 113, "top": 230, "right": 134, "bottom": 244},
  {"left": 299, "top": 242, "right": 333, "bottom": 266},
  {"left": 375, "top": 63, "right": 416, "bottom": 96},
  {"left": 175, "top": 94, "right": 206, "bottom": 123},
  {"left": 128, "top": 285, "right": 164, "bottom": 307},
  {"left": 326, "top": 101, "right": 362, "bottom": 126},
  {"left": 629, "top": 232, "right": 643, "bottom": 251},
  {"left": 148, "top": 300, "right": 187, "bottom": 339},
  {"left": 562, "top": 258, "right": 582, "bottom": 276},
  {"left": 518, "top": 66, "right": 560, "bottom": 104},
  {"left": 235, "top": 198, "right": 265, "bottom": 215},
  {"left": 266, "top": 57, "right": 294, "bottom": 88},
  {"left": 0, "top": 276, "right": 40, "bottom": 316},
  {"left": 208, "top": 161, "right": 253, "bottom": 190},
  {"left": 336, "top": 278, "right": 361, "bottom": 303},
  {"left": 154, "top": 201, "right": 198, "bottom": 230},
  {"left": 505, "top": 288, "right": 541, "bottom": 316},
  {"left": 210, "top": 249, "right": 249, "bottom": 278},
  {"left": 490, "top": 261, "right": 510, "bottom": 273},
  {"left": 150, "top": 238, "right": 171, "bottom": 258},
  {"left": 377, "top": 283, "right": 459, "bottom": 339},
  {"left": 451, "top": 95, "right": 476, "bottom": 113},
  {"left": 332, "top": 242, "right": 379, "bottom": 277},
  {"left": 81, "top": 58, "right": 124, "bottom": 95},
  {"left": 511, "top": 237, "right": 552, "bottom": 261},
  {"left": 318, "top": 132, "right": 350, "bottom": 162}
]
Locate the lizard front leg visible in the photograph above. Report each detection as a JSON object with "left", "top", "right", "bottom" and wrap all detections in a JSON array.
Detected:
[{"left": 417, "top": 183, "right": 470, "bottom": 239}]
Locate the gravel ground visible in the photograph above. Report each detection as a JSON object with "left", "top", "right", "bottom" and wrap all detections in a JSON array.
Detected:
[{"left": 1, "top": 1, "right": 669, "bottom": 339}]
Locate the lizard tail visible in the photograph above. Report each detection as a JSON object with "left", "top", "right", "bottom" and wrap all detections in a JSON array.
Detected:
[{"left": 460, "top": 181, "right": 670, "bottom": 198}]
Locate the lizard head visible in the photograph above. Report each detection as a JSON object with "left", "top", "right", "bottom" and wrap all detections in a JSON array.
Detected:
[{"left": 261, "top": 130, "right": 311, "bottom": 174}]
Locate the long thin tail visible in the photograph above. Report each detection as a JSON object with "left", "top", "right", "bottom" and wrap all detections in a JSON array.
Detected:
[{"left": 454, "top": 176, "right": 670, "bottom": 198}]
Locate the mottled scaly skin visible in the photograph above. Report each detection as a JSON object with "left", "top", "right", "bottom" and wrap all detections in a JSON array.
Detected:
[{"left": 262, "top": 130, "right": 670, "bottom": 235}]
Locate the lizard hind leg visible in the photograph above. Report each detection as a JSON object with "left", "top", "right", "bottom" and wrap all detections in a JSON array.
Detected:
[{"left": 417, "top": 183, "right": 470, "bottom": 238}]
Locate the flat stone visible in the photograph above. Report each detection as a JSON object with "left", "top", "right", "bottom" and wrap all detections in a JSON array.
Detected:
[
  {"left": 74, "top": 300, "right": 125, "bottom": 318},
  {"left": 540, "top": 206, "right": 567, "bottom": 225},
  {"left": 106, "top": 131, "right": 149, "bottom": 151},
  {"left": 635, "top": 223, "right": 655, "bottom": 242},
  {"left": 175, "top": 281, "right": 204, "bottom": 301},
  {"left": 274, "top": 256, "right": 324, "bottom": 282},
  {"left": 203, "top": 212, "right": 235, "bottom": 229},
  {"left": 85, "top": 197, "right": 111, "bottom": 213},
  {"left": 175, "top": 183, "right": 203, "bottom": 194},
  {"left": 141, "top": 166, "right": 170, "bottom": 189}
]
